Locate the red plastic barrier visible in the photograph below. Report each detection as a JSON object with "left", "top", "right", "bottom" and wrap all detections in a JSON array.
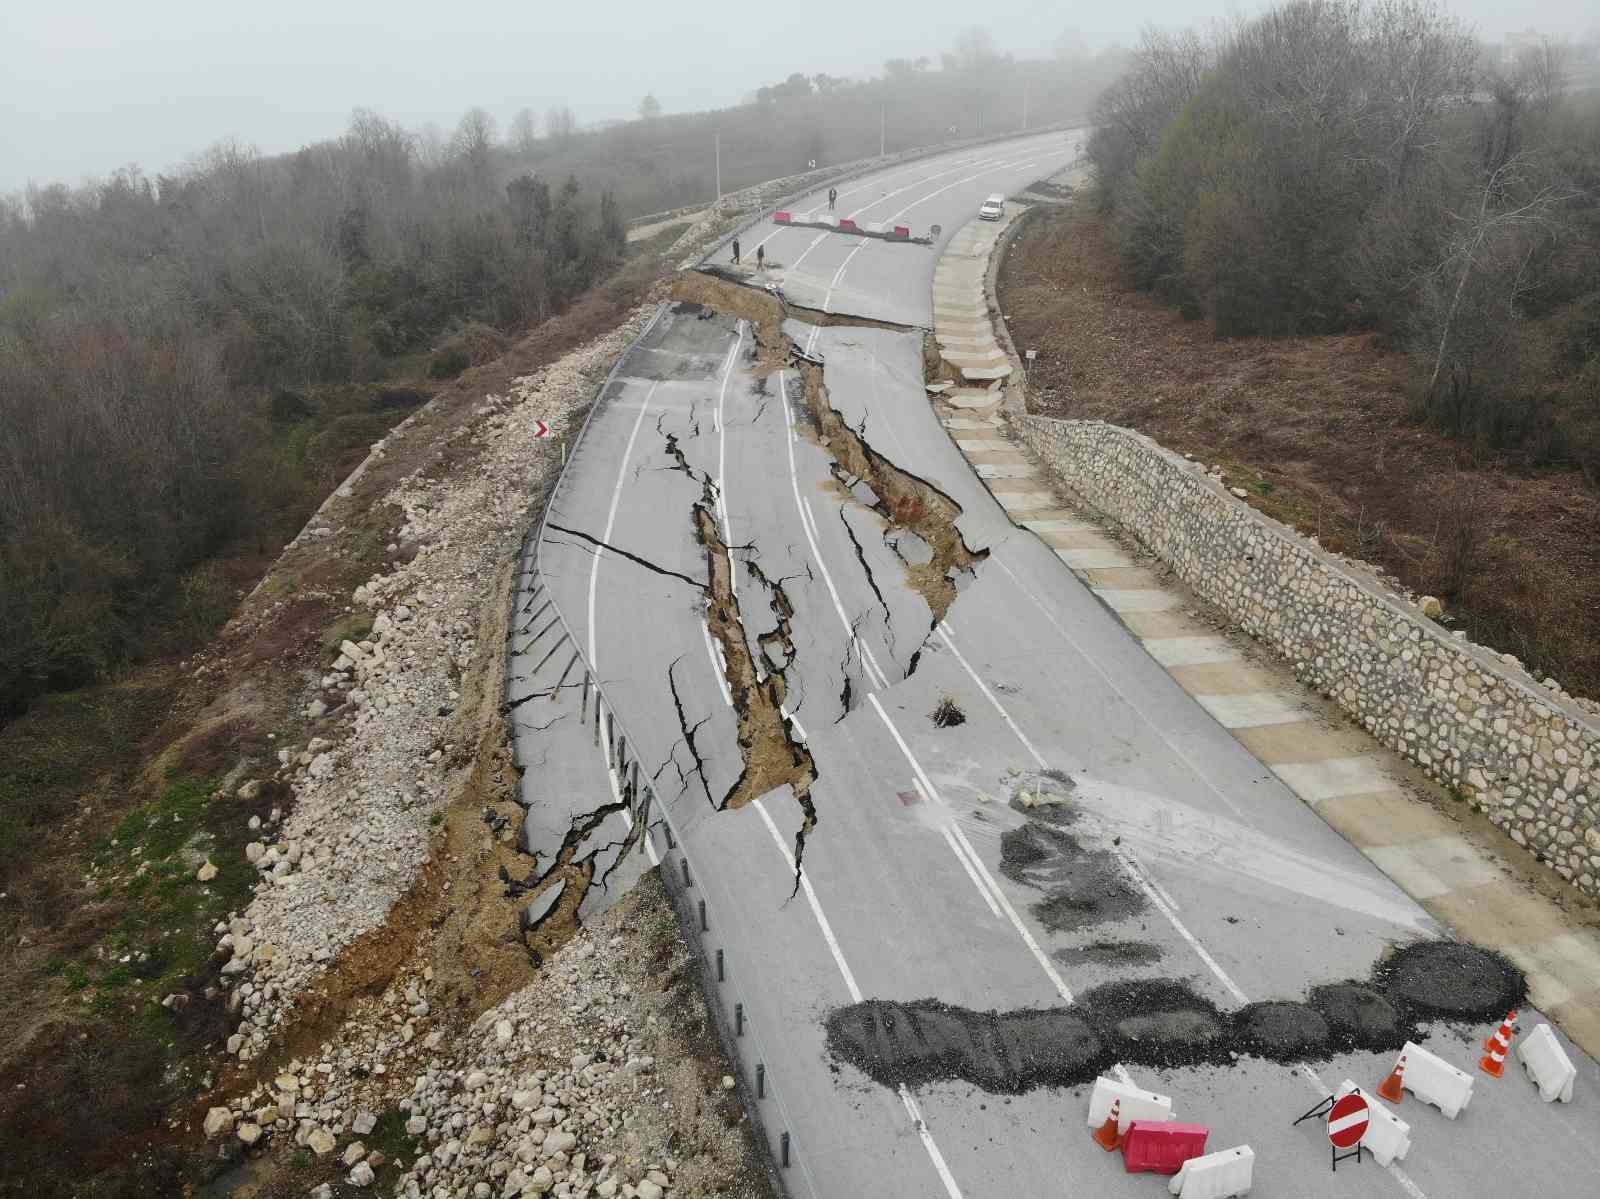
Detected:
[
  {"left": 1122, "top": 1121, "right": 1209, "bottom": 1175},
  {"left": 838, "top": 218, "right": 858, "bottom": 232},
  {"left": 774, "top": 211, "right": 792, "bottom": 224},
  {"left": 893, "top": 224, "right": 911, "bottom": 239}
]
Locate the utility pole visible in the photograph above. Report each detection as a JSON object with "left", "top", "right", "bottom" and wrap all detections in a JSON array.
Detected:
[
  {"left": 1022, "top": 84, "right": 1029, "bottom": 131},
  {"left": 880, "top": 105, "right": 886, "bottom": 157},
  {"left": 714, "top": 131, "right": 722, "bottom": 205}
]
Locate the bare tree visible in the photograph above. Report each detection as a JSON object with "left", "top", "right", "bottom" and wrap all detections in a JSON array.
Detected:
[
  {"left": 545, "top": 105, "right": 577, "bottom": 141},
  {"left": 509, "top": 107, "right": 539, "bottom": 154}
]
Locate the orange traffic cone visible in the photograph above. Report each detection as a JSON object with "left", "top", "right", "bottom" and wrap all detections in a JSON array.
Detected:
[
  {"left": 1092, "top": 1097, "right": 1124, "bottom": 1151},
  {"left": 1377, "top": 1053, "right": 1407, "bottom": 1103},
  {"left": 1480, "top": 1010, "right": 1517, "bottom": 1078},
  {"left": 1483, "top": 1010, "right": 1517, "bottom": 1053}
]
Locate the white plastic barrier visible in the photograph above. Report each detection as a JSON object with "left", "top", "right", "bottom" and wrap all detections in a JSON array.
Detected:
[
  {"left": 1169, "top": 1145, "right": 1254, "bottom": 1198},
  {"left": 1398, "top": 1041, "right": 1474, "bottom": 1119},
  {"left": 1336, "top": 1080, "right": 1411, "bottom": 1166},
  {"left": 1087, "top": 1075, "right": 1175, "bottom": 1134},
  {"left": 1517, "top": 1023, "right": 1577, "bottom": 1103}
]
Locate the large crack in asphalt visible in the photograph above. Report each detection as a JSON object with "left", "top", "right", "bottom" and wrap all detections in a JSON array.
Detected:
[
  {"left": 693, "top": 500, "right": 819, "bottom": 892},
  {"left": 795, "top": 360, "right": 987, "bottom": 631},
  {"left": 825, "top": 939, "right": 1528, "bottom": 1094}
]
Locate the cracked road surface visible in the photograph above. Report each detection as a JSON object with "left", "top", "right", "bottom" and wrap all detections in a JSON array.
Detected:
[{"left": 526, "top": 139, "right": 1600, "bottom": 1199}]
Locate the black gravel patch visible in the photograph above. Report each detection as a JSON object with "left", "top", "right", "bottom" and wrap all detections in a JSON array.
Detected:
[
  {"left": 1236, "top": 1001, "right": 1329, "bottom": 1058},
  {"left": 1374, "top": 941, "right": 1527, "bottom": 1020},
  {"left": 825, "top": 940, "right": 1528, "bottom": 1095},
  {"left": 997, "top": 820, "right": 1145, "bottom": 931},
  {"left": 824, "top": 999, "right": 1110, "bottom": 1094},
  {"left": 1309, "top": 983, "right": 1408, "bottom": 1052},
  {"left": 1053, "top": 940, "right": 1164, "bottom": 967}
]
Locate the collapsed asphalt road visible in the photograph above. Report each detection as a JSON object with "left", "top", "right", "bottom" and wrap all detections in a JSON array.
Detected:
[
  {"left": 518, "top": 135, "right": 1600, "bottom": 1199},
  {"left": 826, "top": 940, "right": 1528, "bottom": 1094}
]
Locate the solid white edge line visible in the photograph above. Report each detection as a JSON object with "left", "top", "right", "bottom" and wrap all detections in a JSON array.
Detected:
[
  {"left": 715, "top": 324, "right": 745, "bottom": 594},
  {"left": 752, "top": 799, "right": 963, "bottom": 1198},
  {"left": 945, "top": 579, "right": 1430, "bottom": 1198},
  {"left": 701, "top": 617, "right": 733, "bottom": 706},
  {"left": 899, "top": 1086, "right": 964, "bottom": 1199},
  {"left": 936, "top": 624, "right": 1047, "bottom": 768},
  {"left": 866, "top": 692, "right": 1074, "bottom": 1004},
  {"left": 779, "top": 371, "right": 892, "bottom": 692},
  {"left": 913, "top": 776, "right": 1000, "bottom": 917},
  {"left": 587, "top": 381, "right": 660, "bottom": 668},
  {"left": 606, "top": 761, "right": 659, "bottom": 868}
]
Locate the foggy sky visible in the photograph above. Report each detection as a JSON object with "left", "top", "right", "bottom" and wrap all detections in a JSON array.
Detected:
[{"left": 2, "top": 0, "right": 1594, "bottom": 193}]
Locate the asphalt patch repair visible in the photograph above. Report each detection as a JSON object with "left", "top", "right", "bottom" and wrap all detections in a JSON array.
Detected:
[{"left": 824, "top": 940, "right": 1526, "bottom": 1094}]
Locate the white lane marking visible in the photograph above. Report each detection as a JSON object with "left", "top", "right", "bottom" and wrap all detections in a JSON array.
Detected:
[
  {"left": 1296, "top": 1068, "right": 1428, "bottom": 1198},
  {"left": 822, "top": 149, "right": 1071, "bottom": 309},
  {"left": 778, "top": 370, "right": 892, "bottom": 692},
  {"left": 802, "top": 498, "right": 891, "bottom": 691},
  {"left": 935, "top": 623, "right": 1046, "bottom": 768},
  {"left": 938, "top": 613, "right": 1254, "bottom": 1005},
  {"left": 941, "top": 826, "right": 1001, "bottom": 917},
  {"left": 913, "top": 776, "right": 1001, "bottom": 919},
  {"left": 821, "top": 239, "right": 872, "bottom": 313},
  {"left": 701, "top": 617, "right": 733, "bottom": 706},
  {"left": 899, "top": 1087, "right": 964, "bottom": 1199},
  {"left": 753, "top": 798, "right": 963, "bottom": 1198},
  {"left": 990, "top": 556, "right": 1248, "bottom": 822},
  {"left": 715, "top": 323, "right": 745, "bottom": 593},
  {"left": 606, "top": 762, "right": 659, "bottom": 867},
  {"left": 586, "top": 382, "right": 660, "bottom": 669},
  {"left": 760, "top": 147, "right": 1019, "bottom": 253},
  {"left": 936, "top": 611, "right": 1431, "bottom": 1199},
  {"left": 780, "top": 703, "right": 808, "bottom": 743},
  {"left": 867, "top": 693, "right": 1074, "bottom": 1004}
]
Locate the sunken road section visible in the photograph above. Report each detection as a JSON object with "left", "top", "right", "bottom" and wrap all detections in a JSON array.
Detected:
[{"left": 824, "top": 940, "right": 1526, "bottom": 1094}]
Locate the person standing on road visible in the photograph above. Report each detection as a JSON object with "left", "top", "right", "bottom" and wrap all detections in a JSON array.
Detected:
[
  {"left": 756, "top": 244, "right": 765, "bottom": 271},
  {"left": 731, "top": 237, "right": 741, "bottom": 265},
  {"left": 828, "top": 187, "right": 837, "bottom": 211}
]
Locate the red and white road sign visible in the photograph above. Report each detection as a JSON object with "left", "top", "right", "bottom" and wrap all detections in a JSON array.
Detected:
[
  {"left": 532, "top": 420, "right": 551, "bottom": 439},
  {"left": 1326, "top": 1093, "right": 1370, "bottom": 1150}
]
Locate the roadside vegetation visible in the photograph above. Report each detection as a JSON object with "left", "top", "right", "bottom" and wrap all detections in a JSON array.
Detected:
[{"left": 1006, "top": 0, "right": 1600, "bottom": 694}]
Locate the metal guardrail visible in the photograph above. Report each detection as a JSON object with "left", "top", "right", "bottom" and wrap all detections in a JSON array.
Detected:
[{"left": 514, "top": 301, "right": 813, "bottom": 1195}]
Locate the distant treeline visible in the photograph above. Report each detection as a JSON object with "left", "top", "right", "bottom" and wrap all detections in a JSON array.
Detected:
[
  {"left": 1086, "top": 0, "right": 1600, "bottom": 468},
  {"left": 0, "top": 29, "right": 1121, "bottom": 718},
  {"left": 518, "top": 31, "right": 1128, "bottom": 215},
  {"left": 0, "top": 110, "right": 626, "bottom": 717}
]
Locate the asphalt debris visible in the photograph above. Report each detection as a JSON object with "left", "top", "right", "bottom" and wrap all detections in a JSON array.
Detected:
[{"left": 825, "top": 941, "right": 1528, "bottom": 1094}]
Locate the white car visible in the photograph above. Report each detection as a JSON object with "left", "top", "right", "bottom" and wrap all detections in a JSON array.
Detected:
[{"left": 979, "top": 193, "right": 1005, "bottom": 221}]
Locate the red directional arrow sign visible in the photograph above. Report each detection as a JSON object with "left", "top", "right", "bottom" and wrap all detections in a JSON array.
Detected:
[
  {"left": 1326, "top": 1092, "right": 1370, "bottom": 1150},
  {"left": 532, "top": 420, "right": 551, "bottom": 439}
]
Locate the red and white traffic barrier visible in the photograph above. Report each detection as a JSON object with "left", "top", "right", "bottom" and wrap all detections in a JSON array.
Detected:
[
  {"left": 1336, "top": 1081, "right": 1411, "bottom": 1166},
  {"left": 1516, "top": 1023, "right": 1577, "bottom": 1102},
  {"left": 1088, "top": 1075, "right": 1175, "bottom": 1136},
  {"left": 838, "top": 217, "right": 859, "bottom": 232},
  {"left": 893, "top": 224, "right": 912, "bottom": 239},
  {"left": 1395, "top": 1040, "right": 1474, "bottom": 1118},
  {"left": 773, "top": 211, "right": 792, "bottom": 224},
  {"left": 1168, "top": 1145, "right": 1254, "bottom": 1198},
  {"left": 1124, "top": 1122, "right": 1210, "bottom": 1175}
]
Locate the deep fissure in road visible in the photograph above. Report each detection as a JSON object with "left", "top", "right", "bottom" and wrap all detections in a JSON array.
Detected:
[
  {"left": 825, "top": 940, "right": 1528, "bottom": 1094},
  {"left": 692, "top": 487, "right": 819, "bottom": 885},
  {"left": 796, "top": 359, "right": 987, "bottom": 628}
]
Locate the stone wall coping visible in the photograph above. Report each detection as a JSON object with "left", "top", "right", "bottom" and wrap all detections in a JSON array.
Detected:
[{"left": 1017, "top": 414, "right": 1600, "bottom": 742}]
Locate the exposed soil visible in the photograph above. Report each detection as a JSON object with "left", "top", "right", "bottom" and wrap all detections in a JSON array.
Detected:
[
  {"left": 825, "top": 940, "right": 1525, "bottom": 1094},
  {"left": 999, "top": 200, "right": 1600, "bottom": 698}
]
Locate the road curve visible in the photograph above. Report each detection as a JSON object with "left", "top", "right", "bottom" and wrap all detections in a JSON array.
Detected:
[{"left": 523, "top": 137, "right": 1599, "bottom": 1198}]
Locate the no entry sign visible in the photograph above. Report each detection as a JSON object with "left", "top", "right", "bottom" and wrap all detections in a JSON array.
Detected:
[{"left": 1327, "top": 1093, "right": 1370, "bottom": 1150}]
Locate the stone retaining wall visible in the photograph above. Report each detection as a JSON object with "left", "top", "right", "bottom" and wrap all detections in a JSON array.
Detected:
[{"left": 1015, "top": 415, "right": 1600, "bottom": 899}]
